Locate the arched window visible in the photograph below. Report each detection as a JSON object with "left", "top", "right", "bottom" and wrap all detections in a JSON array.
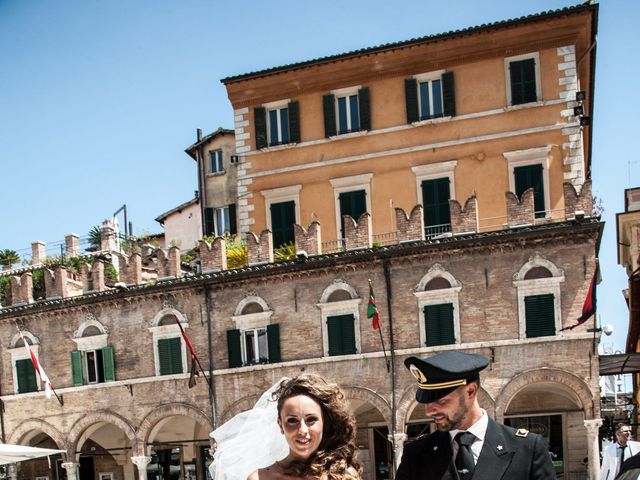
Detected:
[
  {"left": 513, "top": 254, "right": 565, "bottom": 339},
  {"left": 227, "top": 295, "right": 279, "bottom": 368},
  {"left": 317, "top": 281, "right": 361, "bottom": 357},
  {"left": 148, "top": 309, "right": 190, "bottom": 377},
  {"left": 414, "top": 264, "right": 462, "bottom": 347},
  {"left": 71, "top": 318, "right": 114, "bottom": 386},
  {"left": 8, "top": 331, "right": 41, "bottom": 395}
]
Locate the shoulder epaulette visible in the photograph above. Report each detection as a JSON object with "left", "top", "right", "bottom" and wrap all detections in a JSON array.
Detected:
[{"left": 515, "top": 428, "right": 529, "bottom": 438}]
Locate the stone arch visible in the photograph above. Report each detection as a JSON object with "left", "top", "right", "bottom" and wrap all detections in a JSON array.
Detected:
[
  {"left": 233, "top": 295, "right": 271, "bottom": 316},
  {"left": 149, "top": 307, "right": 188, "bottom": 328},
  {"left": 138, "top": 403, "right": 211, "bottom": 454},
  {"left": 319, "top": 280, "right": 359, "bottom": 303},
  {"left": 73, "top": 318, "right": 108, "bottom": 338},
  {"left": 415, "top": 263, "right": 461, "bottom": 292},
  {"left": 494, "top": 368, "right": 594, "bottom": 421},
  {"left": 7, "top": 418, "right": 68, "bottom": 452},
  {"left": 219, "top": 394, "right": 261, "bottom": 424},
  {"left": 9, "top": 331, "right": 39, "bottom": 348},
  {"left": 513, "top": 252, "right": 564, "bottom": 281},
  {"left": 68, "top": 410, "right": 137, "bottom": 456},
  {"left": 343, "top": 385, "right": 392, "bottom": 428}
]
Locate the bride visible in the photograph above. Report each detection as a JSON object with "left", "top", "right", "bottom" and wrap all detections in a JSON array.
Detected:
[{"left": 210, "top": 374, "right": 361, "bottom": 480}]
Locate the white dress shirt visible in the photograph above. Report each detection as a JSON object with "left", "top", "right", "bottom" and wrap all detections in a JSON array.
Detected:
[{"left": 449, "top": 409, "right": 489, "bottom": 463}]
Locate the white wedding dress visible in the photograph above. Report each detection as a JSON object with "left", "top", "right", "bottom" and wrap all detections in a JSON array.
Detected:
[{"left": 209, "top": 379, "right": 289, "bottom": 480}]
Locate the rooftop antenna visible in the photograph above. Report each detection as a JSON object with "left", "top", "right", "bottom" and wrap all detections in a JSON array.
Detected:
[{"left": 113, "top": 204, "right": 129, "bottom": 239}]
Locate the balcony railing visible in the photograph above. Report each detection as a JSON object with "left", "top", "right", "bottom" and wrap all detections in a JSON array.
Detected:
[{"left": 425, "top": 223, "right": 452, "bottom": 239}]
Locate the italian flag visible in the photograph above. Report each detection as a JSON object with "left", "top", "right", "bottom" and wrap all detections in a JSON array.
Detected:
[{"left": 367, "top": 282, "right": 380, "bottom": 330}]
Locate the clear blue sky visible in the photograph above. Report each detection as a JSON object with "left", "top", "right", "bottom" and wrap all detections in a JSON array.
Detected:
[{"left": 0, "top": 0, "right": 637, "bottom": 352}]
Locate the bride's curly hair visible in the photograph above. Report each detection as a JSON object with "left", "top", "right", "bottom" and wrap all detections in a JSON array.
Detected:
[{"left": 273, "top": 374, "right": 362, "bottom": 479}]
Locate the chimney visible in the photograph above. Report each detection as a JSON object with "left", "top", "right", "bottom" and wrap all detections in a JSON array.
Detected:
[
  {"left": 31, "top": 241, "right": 46, "bottom": 265},
  {"left": 65, "top": 233, "right": 80, "bottom": 258}
]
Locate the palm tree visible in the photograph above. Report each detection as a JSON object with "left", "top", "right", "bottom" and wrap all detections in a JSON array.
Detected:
[
  {"left": 86, "top": 225, "right": 102, "bottom": 252},
  {"left": 0, "top": 249, "right": 20, "bottom": 270}
]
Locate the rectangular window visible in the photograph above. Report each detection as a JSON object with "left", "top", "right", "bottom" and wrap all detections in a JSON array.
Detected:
[
  {"left": 158, "top": 337, "right": 183, "bottom": 375},
  {"left": 270, "top": 200, "right": 296, "bottom": 249},
  {"left": 424, "top": 303, "right": 455, "bottom": 346},
  {"left": 514, "top": 164, "right": 545, "bottom": 218},
  {"left": 243, "top": 327, "right": 269, "bottom": 365},
  {"left": 509, "top": 58, "right": 537, "bottom": 105},
  {"left": 267, "top": 107, "right": 290, "bottom": 146},
  {"left": 214, "top": 207, "right": 231, "bottom": 236},
  {"left": 204, "top": 205, "right": 236, "bottom": 237},
  {"left": 209, "top": 150, "right": 224, "bottom": 174},
  {"left": 338, "top": 190, "right": 367, "bottom": 239},
  {"left": 16, "top": 358, "right": 38, "bottom": 394},
  {"left": 418, "top": 78, "right": 443, "bottom": 120},
  {"left": 421, "top": 178, "right": 451, "bottom": 237},
  {"left": 227, "top": 324, "right": 280, "bottom": 368},
  {"left": 336, "top": 94, "right": 360, "bottom": 134},
  {"left": 525, "top": 294, "right": 555, "bottom": 338},
  {"left": 327, "top": 314, "right": 356, "bottom": 356},
  {"left": 71, "top": 347, "right": 115, "bottom": 386}
]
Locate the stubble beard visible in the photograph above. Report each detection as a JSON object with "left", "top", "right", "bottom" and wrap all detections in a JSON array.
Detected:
[{"left": 433, "top": 392, "right": 468, "bottom": 432}]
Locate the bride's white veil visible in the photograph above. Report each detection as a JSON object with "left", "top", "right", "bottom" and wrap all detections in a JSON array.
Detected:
[{"left": 208, "top": 378, "right": 289, "bottom": 480}]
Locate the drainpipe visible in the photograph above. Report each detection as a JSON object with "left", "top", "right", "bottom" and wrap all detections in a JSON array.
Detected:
[
  {"left": 205, "top": 285, "right": 217, "bottom": 428},
  {"left": 196, "top": 129, "right": 207, "bottom": 238},
  {"left": 383, "top": 258, "right": 398, "bottom": 470}
]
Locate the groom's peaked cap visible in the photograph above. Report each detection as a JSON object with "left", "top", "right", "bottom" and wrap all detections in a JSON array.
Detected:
[{"left": 404, "top": 351, "right": 489, "bottom": 403}]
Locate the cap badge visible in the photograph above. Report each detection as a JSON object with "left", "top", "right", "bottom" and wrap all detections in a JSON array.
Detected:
[
  {"left": 497, "top": 445, "right": 503, "bottom": 451},
  {"left": 409, "top": 364, "right": 427, "bottom": 384}
]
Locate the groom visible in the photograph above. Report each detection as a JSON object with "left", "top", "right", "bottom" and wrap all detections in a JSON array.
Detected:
[{"left": 395, "top": 351, "right": 556, "bottom": 480}]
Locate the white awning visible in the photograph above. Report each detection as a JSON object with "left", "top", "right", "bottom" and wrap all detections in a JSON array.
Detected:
[{"left": 0, "top": 444, "right": 65, "bottom": 465}]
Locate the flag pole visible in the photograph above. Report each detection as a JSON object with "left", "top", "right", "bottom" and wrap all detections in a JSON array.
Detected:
[
  {"left": 175, "top": 318, "right": 211, "bottom": 389},
  {"left": 368, "top": 280, "right": 390, "bottom": 372},
  {"left": 15, "top": 324, "right": 63, "bottom": 406}
]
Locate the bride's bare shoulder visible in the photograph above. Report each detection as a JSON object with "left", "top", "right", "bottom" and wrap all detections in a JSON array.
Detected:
[{"left": 247, "top": 464, "right": 280, "bottom": 480}]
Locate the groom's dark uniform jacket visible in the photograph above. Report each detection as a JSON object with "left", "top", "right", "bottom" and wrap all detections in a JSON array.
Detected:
[
  {"left": 397, "top": 351, "right": 556, "bottom": 480},
  {"left": 395, "top": 417, "right": 556, "bottom": 480}
]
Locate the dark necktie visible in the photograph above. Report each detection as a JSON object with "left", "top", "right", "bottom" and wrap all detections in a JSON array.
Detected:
[
  {"left": 617, "top": 444, "right": 628, "bottom": 476},
  {"left": 454, "top": 431, "right": 476, "bottom": 478}
]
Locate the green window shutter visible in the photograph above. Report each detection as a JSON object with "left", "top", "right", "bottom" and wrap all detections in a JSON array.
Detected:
[
  {"left": 327, "top": 316, "right": 343, "bottom": 356},
  {"left": 254, "top": 107, "right": 267, "bottom": 149},
  {"left": 358, "top": 87, "right": 371, "bottom": 131},
  {"left": 158, "top": 338, "right": 181, "bottom": 375},
  {"left": 228, "top": 203, "right": 237, "bottom": 235},
  {"left": 270, "top": 200, "right": 296, "bottom": 249},
  {"left": 169, "top": 337, "right": 183, "bottom": 374},
  {"left": 327, "top": 314, "right": 356, "bottom": 356},
  {"left": 338, "top": 190, "right": 367, "bottom": 239},
  {"left": 424, "top": 304, "right": 455, "bottom": 346},
  {"left": 288, "top": 101, "right": 300, "bottom": 143},
  {"left": 16, "top": 358, "right": 38, "bottom": 394},
  {"left": 267, "top": 324, "right": 281, "bottom": 363},
  {"left": 510, "top": 58, "right": 537, "bottom": 105},
  {"left": 71, "top": 350, "right": 84, "bottom": 386},
  {"left": 341, "top": 315, "right": 357, "bottom": 354},
  {"left": 442, "top": 72, "right": 456, "bottom": 117},
  {"left": 525, "top": 294, "right": 555, "bottom": 338},
  {"left": 405, "top": 78, "right": 419, "bottom": 123},
  {"left": 226, "top": 329, "right": 242, "bottom": 368},
  {"left": 323, "top": 94, "right": 337, "bottom": 138},
  {"left": 102, "top": 346, "right": 115, "bottom": 382},
  {"left": 421, "top": 178, "right": 451, "bottom": 227},
  {"left": 514, "top": 164, "right": 545, "bottom": 218},
  {"left": 204, "top": 208, "right": 215, "bottom": 236}
]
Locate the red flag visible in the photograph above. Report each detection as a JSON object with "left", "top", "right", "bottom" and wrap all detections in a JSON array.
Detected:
[
  {"left": 175, "top": 320, "right": 199, "bottom": 388},
  {"left": 367, "top": 281, "right": 380, "bottom": 330},
  {"left": 20, "top": 332, "right": 53, "bottom": 398},
  {"left": 561, "top": 260, "right": 598, "bottom": 331}
]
